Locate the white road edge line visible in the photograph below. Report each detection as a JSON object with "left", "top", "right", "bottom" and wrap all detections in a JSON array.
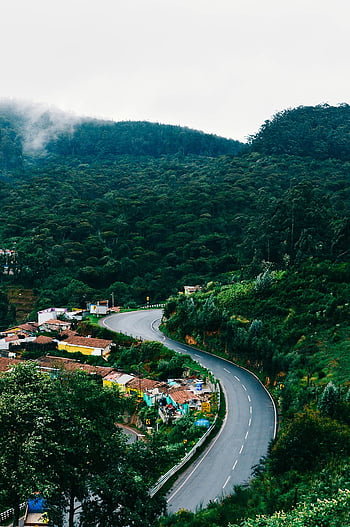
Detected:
[
  {"left": 223, "top": 475, "right": 231, "bottom": 489},
  {"left": 167, "top": 383, "right": 230, "bottom": 503}
]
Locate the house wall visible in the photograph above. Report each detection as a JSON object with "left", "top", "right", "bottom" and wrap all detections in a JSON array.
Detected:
[
  {"left": 57, "top": 342, "right": 104, "bottom": 356},
  {"left": 165, "top": 394, "right": 189, "bottom": 415},
  {"left": 103, "top": 379, "right": 131, "bottom": 392},
  {"left": 38, "top": 308, "right": 67, "bottom": 325}
]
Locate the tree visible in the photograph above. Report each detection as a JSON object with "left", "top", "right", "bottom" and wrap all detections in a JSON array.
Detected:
[
  {"left": 0, "top": 363, "right": 58, "bottom": 527},
  {"left": 228, "top": 488, "right": 350, "bottom": 527},
  {"left": 0, "top": 363, "right": 163, "bottom": 527},
  {"left": 318, "top": 381, "right": 340, "bottom": 418},
  {"left": 46, "top": 370, "right": 129, "bottom": 527}
]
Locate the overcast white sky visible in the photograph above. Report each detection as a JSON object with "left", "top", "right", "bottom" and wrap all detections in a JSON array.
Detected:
[{"left": 1, "top": 0, "right": 349, "bottom": 142}]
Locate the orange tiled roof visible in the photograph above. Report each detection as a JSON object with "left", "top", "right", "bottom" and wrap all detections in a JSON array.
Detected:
[
  {"left": 34, "top": 336, "right": 54, "bottom": 344},
  {"left": 36, "top": 355, "right": 114, "bottom": 377},
  {"left": 0, "top": 357, "right": 22, "bottom": 372},
  {"left": 62, "top": 336, "right": 113, "bottom": 349},
  {"left": 167, "top": 387, "right": 196, "bottom": 405}
]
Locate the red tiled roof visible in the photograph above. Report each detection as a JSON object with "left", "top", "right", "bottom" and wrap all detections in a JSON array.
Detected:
[
  {"left": 40, "top": 319, "right": 70, "bottom": 326},
  {"left": 167, "top": 387, "right": 196, "bottom": 405},
  {"left": 62, "top": 336, "right": 113, "bottom": 349},
  {"left": 5, "top": 335, "right": 20, "bottom": 342},
  {"left": 34, "top": 336, "right": 54, "bottom": 344},
  {"left": 127, "top": 377, "right": 166, "bottom": 392},
  {"left": 36, "top": 355, "right": 114, "bottom": 377},
  {"left": 4, "top": 323, "right": 38, "bottom": 334},
  {"left": 0, "top": 357, "right": 22, "bottom": 372}
]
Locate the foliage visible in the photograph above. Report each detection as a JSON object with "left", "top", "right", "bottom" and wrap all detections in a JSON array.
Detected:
[
  {"left": 1, "top": 101, "right": 350, "bottom": 526},
  {"left": 161, "top": 261, "right": 350, "bottom": 526},
  {"left": 0, "top": 362, "right": 164, "bottom": 527},
  {"left": 47, "top": 119, "right": 243, "bottom": 158},
  {"left": 268, "top": 409, "right": 350, "bottom": 475},
  {"left": 1, "top": 104, "right": 350, "bottom": 312},
  {"left": 228, "top": 488, "right": 350, "bottom": 527},
  {"left": 249, "top": 103, "right": 350, "bottom": 160}
]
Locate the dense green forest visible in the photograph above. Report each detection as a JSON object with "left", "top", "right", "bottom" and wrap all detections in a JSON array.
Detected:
[
  {"left": 0, "top": 101, "right": 349, "bottom": 525},
  {"left": 0, "top": 102, "right": 350, "bottom": 317}
]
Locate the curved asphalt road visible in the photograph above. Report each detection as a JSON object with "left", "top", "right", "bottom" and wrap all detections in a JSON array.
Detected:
[{"left": 102, "top": 309, "right": 277, "bottom": 512}]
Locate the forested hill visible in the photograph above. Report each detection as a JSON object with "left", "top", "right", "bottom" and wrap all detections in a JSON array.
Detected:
[
  {"left": 46, "top": 120, "right": 243, "bottom": 158},
  {"left": 250, "top": 103, "right": 350, "bottom": 159},
  {"left": 0, "top": 102, "right": 349, "bottom": 316},
  {"left": 0, "top": 101, "right": 243, "bottom": 168}
]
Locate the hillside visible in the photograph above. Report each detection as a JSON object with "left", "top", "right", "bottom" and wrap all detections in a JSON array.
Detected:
[
  {"left": 0, "top": 102, "right": 349, "bottom": 314},
  {"left": 249, "top": 103, "right": 350, "bottom": 159},
  {"left": 0, "top": 100, "right": 243, "bottom": 165}
]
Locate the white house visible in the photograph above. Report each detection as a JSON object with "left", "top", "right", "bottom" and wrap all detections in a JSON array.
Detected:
[{"left": 38, "top": 307, "right": 67, "bottom": 325}]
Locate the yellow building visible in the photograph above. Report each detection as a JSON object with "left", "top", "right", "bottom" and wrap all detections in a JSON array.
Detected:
[
  {"left": 57, "top": 336, "right": 112, "bottom": 356},
  {"left": 103, "top": 371, "right": 135, "bottom": 392}
]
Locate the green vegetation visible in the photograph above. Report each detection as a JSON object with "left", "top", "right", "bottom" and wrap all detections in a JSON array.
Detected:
[
  {"left": 0, "top": 101, "right": 350, "bottom": 525},
  {"left": 161, "top": 262, "right": 350, "bottom": 525},
  {"left": 0, "top": 103, "right": 349, "bottom": 315},
  {"left": 0, "top": 362, "right": 165, "bottom": 527}
]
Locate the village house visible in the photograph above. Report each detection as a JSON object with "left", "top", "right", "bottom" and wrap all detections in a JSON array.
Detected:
[
  {"left": 57, "top": 335, "right": 113, "bottom": 357},
  {"left": 126, "top": 377, "right": 168, "bottom": 405},
  {"left": 103, "top": 371, "right": 135, "bottom": 392},
  {"left": 38, "top": 318, "right": 71, "bottom": 333},
  {"left": 0, "top": 334, "right": 36, "bottom": 354},
  {"left": 37, "top": 307, "right": 67, "bottom": 326},
  {"left": 35, "top": 355, "right": 114, "bottom": 380},
  {"left": 0, "top": 356, "right": 23, "bottom": 372},
  {"left": 183, "top": 285, "right": 202, "bottom": 295},
  {"left": 166, "top": 386, "right": 200, "bottom": 415},
  {"left": 2, "top": 322, "right": 38, "bottom": 337}
]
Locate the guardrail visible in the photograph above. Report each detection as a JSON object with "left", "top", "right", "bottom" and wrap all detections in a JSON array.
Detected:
[
  {"left": 139, "top": 303, "right": 165, "bottom": 309},
  {"left": 0, "top": 502, "right": 27, "bottom": 527},
  {"left": 150, "top": 384, "right": 221, "bottom": 497}
]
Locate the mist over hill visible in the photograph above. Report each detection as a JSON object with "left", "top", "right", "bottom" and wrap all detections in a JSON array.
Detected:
[{"left": 0, "top": 100, "right": 243, "bottom": 170}]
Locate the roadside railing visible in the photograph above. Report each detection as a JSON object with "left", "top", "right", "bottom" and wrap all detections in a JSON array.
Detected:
[
  {"left": 0, "top": 502, "right": 27, "bottom": 527},
  {"left": 150, "top": 384, "right": 221, "bottom": 497}
]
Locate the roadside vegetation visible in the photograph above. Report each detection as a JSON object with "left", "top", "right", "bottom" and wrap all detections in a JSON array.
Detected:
[{"left": 158, "top": 262, "right": 350, "bottom": 526}]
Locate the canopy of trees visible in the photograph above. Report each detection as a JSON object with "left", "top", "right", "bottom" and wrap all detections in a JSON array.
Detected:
[
  {"left": 1, "top": 103, "right": 350, "bottom": 312},
  {"left": 0, "top": 362, "right": 165, "bottom": 527}
]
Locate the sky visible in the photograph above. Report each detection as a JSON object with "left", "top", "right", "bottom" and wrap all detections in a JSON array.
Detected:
[{"left": 1, "top": 0, "right": 349, "bottom": 142}]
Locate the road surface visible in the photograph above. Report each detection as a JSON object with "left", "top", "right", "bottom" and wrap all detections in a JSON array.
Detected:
[{"left": 102, "top": 309, "right": 276, "bottom": 512}]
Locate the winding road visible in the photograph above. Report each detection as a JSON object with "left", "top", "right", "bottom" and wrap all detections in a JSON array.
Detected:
[{"left": 102, "top": 309, "right": 277, "bottom": 512}]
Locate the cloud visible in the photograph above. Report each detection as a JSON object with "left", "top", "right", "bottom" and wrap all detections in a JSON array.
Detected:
[{"left": 0, "top": 99, "right": 82, "bottom": 152}]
